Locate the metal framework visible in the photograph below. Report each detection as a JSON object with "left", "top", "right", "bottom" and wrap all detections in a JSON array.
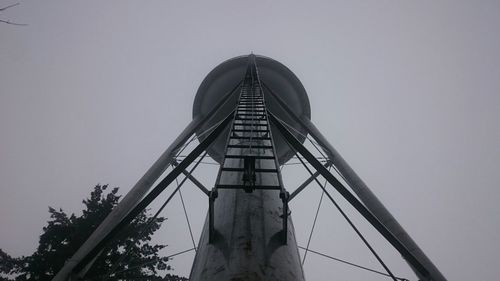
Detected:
[
  {"left": 268, "top": 111, "right": 430, "bottom": 278},
  {"left": 208, "top": 61, "right": 289, "bottom": 244},
  {"left": 189, "top": 57, "right": 304, "bottom": 281},
  {"left": 51, "top": 54, "right": 446, "bottom": 281},
  {"left": 263, "top": 82, "right": 447, "bottom": 281}
]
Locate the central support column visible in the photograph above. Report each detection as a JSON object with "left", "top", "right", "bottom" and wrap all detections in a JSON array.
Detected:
[
  {"left": 190, "top": 186, "right": 304, "bottom": 280},
  {"left": 189, "top": 57, "right": 305, "bottom": 281}
]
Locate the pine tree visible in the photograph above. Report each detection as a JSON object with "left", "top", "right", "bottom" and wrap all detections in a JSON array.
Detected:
[{"left": 0, "top": 185, "right": 187, "bottom": 281}]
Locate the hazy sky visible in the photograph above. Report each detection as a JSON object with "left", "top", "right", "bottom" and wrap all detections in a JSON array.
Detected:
[{"left": 1, "top": 1, "right": 499, "bottom": 280}]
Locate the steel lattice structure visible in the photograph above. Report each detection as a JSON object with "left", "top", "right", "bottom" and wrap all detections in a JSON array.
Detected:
[{"left": 52, "top": 55, "right": 447, "bottom": 281}]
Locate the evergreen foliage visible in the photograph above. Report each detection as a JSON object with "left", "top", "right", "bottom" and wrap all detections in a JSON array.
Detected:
[{"left": 0, "top": 185, "right": 187, "bottom": 281}]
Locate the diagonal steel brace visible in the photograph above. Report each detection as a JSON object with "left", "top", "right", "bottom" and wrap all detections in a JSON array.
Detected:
[
  {"left": 72, "top": 110, "right": 235, "bottom": 274},
  {"left": 171, "top": 159, "right": 210, "bottom": 195},
  {"left": 267, "top": 110, "right": 431, "bottom": 280},
  {"left": 289, "top": 161, "right": 331, "bottom": 201}
]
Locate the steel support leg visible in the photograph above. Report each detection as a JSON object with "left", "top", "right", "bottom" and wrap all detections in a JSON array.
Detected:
[
  {"left": 52, "top": 79, "right": 241, "bottom": 280},
  {"left": 264, "top": 83, "right": 447, "bottom": 281},
  {"left": 268, "top": 111, "right": 431, "bottom": 280}
]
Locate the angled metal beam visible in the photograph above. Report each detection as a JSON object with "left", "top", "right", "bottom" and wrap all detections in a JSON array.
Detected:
[
  {"left": 73, "top": 110, "right": 235, "bottom": 274},
  {"left": 52, "top": 81, "right": 242, "bottom": 281},
  {"left": 294, "top": 153, "right": 398, "bottom": 281},
  {"left": 172, "top": 159, "right": 210, "bottom": 196},
  {"left": 268, "top": 111, "right": 431, "bottom": 280},
  {"left": 289, "top": 162, "right": 330, "bottom": 201},
  {"left": 263, "top": 83, "right": 447, "bottom": 281}
]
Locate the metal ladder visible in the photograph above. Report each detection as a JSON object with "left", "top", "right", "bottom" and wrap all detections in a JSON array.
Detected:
[{"left": 208, "top": 58, "right": 290, "bottom": 243}]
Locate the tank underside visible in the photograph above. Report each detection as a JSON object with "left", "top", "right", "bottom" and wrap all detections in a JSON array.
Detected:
[{"left": 192, "top": 55, "right": 311, "bottom": 164}]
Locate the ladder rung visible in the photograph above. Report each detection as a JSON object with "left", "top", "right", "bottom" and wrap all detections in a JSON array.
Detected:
[
  {"left": 216, "top": 184, "right": 281, "bottom": 190},
  {"left": 233, "top": 121, "right": 267, "bottom": 126},
  {"left": 236, "top": 110, "right": 267, "bottom": 117},
  {"left": 234, "top": 119, "right": 267, "bottom": 122},
  {"left": 233, "top": 128, "right": 268, "bottom": 131},
  {"left": 235, "top": 114, "right": 266, "bottom": 117},
  {"left": 233, "top": 123, "right": 267, "bottom": 126},
  {"left": 232, "top": 129, "right": 268, "bottom": 132},
  {"left": 227, "top": 144, "right": 273, "bottom": 149},
  {"left": 234, "top": 117, "right": 266, "bottom": 121},
  {"left": 225, "top": 155, "right": 275, "bottom": 159},
  {"left": 233, "top": 123, "right": 268, "bottom": 127},
  {"left": 230, "top": 136, "right": 271, "bottom": 140},
  {"left": 220, "top": 167, "right": 278, "bottom": 173}
]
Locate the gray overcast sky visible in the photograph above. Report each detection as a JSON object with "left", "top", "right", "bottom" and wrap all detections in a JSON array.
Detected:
[{"left": 1, "top": 1, "right": 499, "bottom": 280}]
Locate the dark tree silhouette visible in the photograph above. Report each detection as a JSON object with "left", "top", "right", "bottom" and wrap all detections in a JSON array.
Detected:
[{"left": 0, "top": 185, "right": 187, "bottom": 281}]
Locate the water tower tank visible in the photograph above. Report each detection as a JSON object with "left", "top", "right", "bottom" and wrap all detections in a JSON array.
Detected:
[{"left": 192, "top": 54, "right": 311, "bottom": 164}]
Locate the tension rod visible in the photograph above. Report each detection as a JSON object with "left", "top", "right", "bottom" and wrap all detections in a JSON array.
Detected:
[
  {"left": 267, "top": 110, "right": 431, "bottom": 279},
  {"left": 289, "top": 161, "right": 331, "bottom": 201},
  {"left": 171, "top": 159, "right": 210, "bottom": 195},
  {"left": 73, "top": 110, "right": 235, "bottom": 274},
  {"left": 294, "top": 152, "right": 399, "bottom": 281}
]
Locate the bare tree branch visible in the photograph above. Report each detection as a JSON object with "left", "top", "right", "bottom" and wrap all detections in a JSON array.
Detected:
[
  {"left": 0, "top": 2, "right": 19, "bottom": 12},
  {"left": 0, "top": 2, "right": 27, "bottom": 26},
  {"left": 0, "top": 18, "right": 26, "bottom": 26}
]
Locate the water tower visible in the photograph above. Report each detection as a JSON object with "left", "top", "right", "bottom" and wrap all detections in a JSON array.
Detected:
[{"left": 52, "top": 55, "right": 446, "bottom": 281}]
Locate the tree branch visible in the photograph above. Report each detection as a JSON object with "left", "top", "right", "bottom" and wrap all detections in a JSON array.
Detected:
[
  {"left": 0, "top": 18, "right": 27, "bottom": 26},
  {"left": 0, "top": 3, "right": 27, "bottom": 26},
  {"left": 0, "top": 2, "right": 19, "bottom": 12}
]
